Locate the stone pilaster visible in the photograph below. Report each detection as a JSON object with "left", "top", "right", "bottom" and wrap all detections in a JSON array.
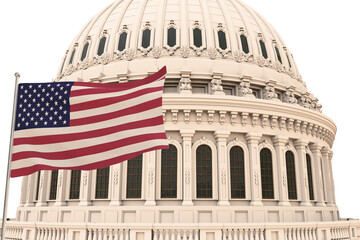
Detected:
[
  {"left": 36, "top": 171, "right": 49, "bottom": 207},
  {"left": 79, "top": 171, "right": 92, "bottom": 206},
  {"left": 310, "top": 143, "right": 326, "bottom": 206},
  {"left": 54, "top": 170, "right": 68, "bottom": 206},
  {"left": 19, "top": 176, "right": 29, "bottom": 207},
  {"left": 180, "top": 129, "right": 195, "bottom": 206},
  {"left": 110, "top": 163, "right": 122, "bottom": 206},
  {"left": 273, "top": 135, "right": 291, "bottom": 206},
  {"left": 328, "top": 151, "right": 336, "bottom": 205},
  {"left": 25, "top": 174, "right": 36, "bottom": 207},
  {"left": 294, "top": 139, "right": 312, "bottom": 206},
  {"left": 245, "top": 132, "right": 263, "bottom": 206},
  {"left": 321, "top": 147, "right": 333, "bottom": 206},
  {"left": 144, "top": 151, "right": 156, "bottom": 206},
  {"left": 214, "top": 130, "right": 230, "bottom": 206}
]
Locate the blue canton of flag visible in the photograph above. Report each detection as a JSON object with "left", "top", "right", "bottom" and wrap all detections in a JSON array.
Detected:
[{"left": 15, "top": 83, "right": 74, "bottom": 130}]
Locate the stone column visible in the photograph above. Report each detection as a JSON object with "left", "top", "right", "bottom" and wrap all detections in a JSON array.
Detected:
[
  {"left": 54, "top": 170, "right": 68, "bottom": 206},
  {"left": 328, "top": 151, "right": 336, "bottom": 205},
  {"left": 36, "top": 171, "right": 49, "bottom": 207},
  {"left": 79, "top": 171, "right": 92, "bottom": 206},
  {"left": 180, "top": 129, "right": 195, "bottom": 206},
  {"left": 144, "top": 151, "right": 156, "bottom": 206},
  {"left": 25, "top": 173, "right": 36, "bottom": 207},
  {"left": 19, "top": 176, "right": 29, "bottom": 207},
  {"left": 110, "top": 163, "right": 122, "bottom": 206},
  {"left": 272, "top": 135, "right": 291, "bottom": 206},
  {"left": 310, "top": 143, "right": 326, "bottom": 206},
  {"left": 294, "top": 139, "right": 311, "bottom": 206},
  {"left": 321, "top": 147, "right": 333, "bottom": 206},
  {"left": 245, "top": 132, "right": 263, "bottom": 206},
  {"left": 214, "top": 130, "right": 230, "bottom": 206}
]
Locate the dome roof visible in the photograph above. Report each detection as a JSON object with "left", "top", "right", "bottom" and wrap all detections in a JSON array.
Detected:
[{"left": 57, "top": 0, "right": 307, "bottom": 92}]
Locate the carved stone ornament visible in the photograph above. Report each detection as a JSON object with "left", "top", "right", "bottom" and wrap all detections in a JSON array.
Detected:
[
  {"left": 83, "top": 172, "right": 88, "bottom": 186},
  {"left": 261, "top": 115, "right": 269, "bottom": 128},
  {"left": 78, "top": 59, "right": 92, "bottom": 70},
  {"left": 238, "top": 81, "right": 253, "bottom": 97},
  {"left": 171, "top": 110, "right": 178, "bottom": 124},
  {"left": 282, "top": 171, "right": 287, "bottom": 186},
  {"left": 270, "top": 116, "right": 278, "bottom": 129},
  {"left": 124, "top": 49, "right": 136, "bottom": 61},
  {"left": 40, "top": 174, "right": 44, "bottom": 188},
  {"left": 114, "top": 168, "right": 120, "bottom": 185},
  {"left": 254, "top": 170, "right": 260, "bottom": 185},
  {"left": 233, "top": 51, "right": 253, "bottom": 63},
  {"left": 179, "top": 46, "right": 190, "bottom": 58},
  {"left": 196, "top": 110, "right": 203, "bottom": 124},
  {"left": 283, "top": 88, "right": 298, "bottom": 104},
  {"left": 230, "top": 112, "right": 237, "bottom": 125},
  {"left": 96, "top": 52, "right": 112, "bottom": 65},
  {"left": 256, "top": 56, "right": 272, "bottom": 67},
  {"left": 208, "top": 47, "right": 218, "bottom": 60},
  {"left": 263, "top": 82, "right": 278, "bottom": 100},
  {"left": 241, "top": 112, "right": 249, "bottom": 126},
  {"left": 251, "top": 113, "right": 259, "bottom": 127},
  {"left": 299, "top": 93, "right": 312, "bottom": 109},
  {"left": 180, "top": 73, "right": 192, "bottom": 91},
  {"left": 152, "top": 46, "right": 162, "bottom": 59},
  {"left": 274, "top": 61, "right": 285, "bottom": 73},
  {"left": 304, "top": 175, "right": 308, "bottom": 188},
  {"left": 58, "top": 173, "right": 63, "bottom": 187},
  {"left": 211, "top": 78, "right": 223, "bottom": 93},
  {"left": 185, "top": 169, "right": 191, "bottom": 184},
  {"left": 312, "top": 98, "right": 322, "bottom": 112},
  {"left": 208, "top": 111, "right": 215, "bottom": 124},
  {"left": 219, "top": 111, "right": 226, "bottom": 125},
  {"left": 184, "top": 110, "right": 191, "bottom": 124},
  {"left": 64, "top": 64, "right": 76, "bottom": 76},
  {"left": 221, "top": 169, "right": 227, "bottom": 184},
  {"left": 148, "top": 169, "right": 154, "bottom": 184}
]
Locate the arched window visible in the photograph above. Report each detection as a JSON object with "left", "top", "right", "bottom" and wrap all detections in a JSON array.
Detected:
[
  {"left": 306, "top": 154, "right": 314, "bottom": 200},
  {"left": 69, "top": 170, "right": 81, "bottom": 199},
  {"left": 230, "top": 146, "right": 245, "bottom": 199},
  {"left": 286, "top": 53, "right": 292, "bottom": 68},
  {"left": 275, "top": 46, "right": 282, "bottom": 64},
  {"left": 49, "top": 170, "right": 59, "bottom": 200},
  {"left": 95, "top": 166, "right": 109, "bottom": 199},
  {"left": 193, "top": 28, "right": 202, "bottom": 48},
  {"left": 196, "top": 145, "right": 212, "bottom": 198},
  {"left": 240, "top": 34, "right": 249, "bottom": 54},
  {"left": 285, "top": 151, "right": 297, "bottom": 200},
  {"left": 161, "top": 145, "right": 177, "bottom": 198},
  {"left": 69, "top": 49, "right": 76, "bottom": 65},
  {"left": 167, "top": 28, "right": 176, "bottom": 47},
  {"left": 118, "top": 32, "right": 127, "bottom": 52},
  {"left": 218, "top": 30, "right": 227, "bottom": 50},
  {"left": 81, "top": 42, "right": 89, "bottom": 61},
  {"left": 259, "top": 40, "right": 268, "bottom": 59},
  {"left": 142, "top": 29, "right": 151, "bottom": 49},
  {"left": 126, "top": 154, "right": 143, "bottom": 198},
  {"left": 35, "top": 171, "right": 41, "bottom": 201},
  {"left": 97, "top": 36, "right": 107, "bottom": 56},
  {"left": 260, "top": 148, "right": 274, "bottom": 199}
]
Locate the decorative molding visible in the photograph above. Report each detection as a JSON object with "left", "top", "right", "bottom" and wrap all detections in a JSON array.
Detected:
[
  {"left": 58, "top": 173, "right": 63, "bottom": 187},
  {"left": 251, "top": 113, "right": 259, "bottom": 127},
  {"left": 254, "top": 170, "right": 260, "bottom": 185},
  {"left": 114, "top": 168, "right": 120, "bottom": 185},
  {"left": 211, "top": 72, "right": 224, "bottom": 94},
  {"left": 282, "top": 171, "right": 287, "bottom": 186},
  {"left": 208, "top": 111, "right": 215, "bottom": 124},
  {"left": 219, "top": 111, "right": 226, "bottom": 125},
  {"left": 196, "top": 110, "right": 203, "bottom": 124},
  {"left": 184, "top": 110, "right": 191, "bottom": 124},
  {"left": 261, "top": 114, "right": 269, "bottom": 128},
  {"left": 83, "top": 172, "right": 88, "bottom": 186},
  {"left": 185, "top": 169, "right": 190, "bottom": 184},
  {"left": 263, "top": 81, "right": 279, "bottom": 101},
  {"left": 233, "top": 51, "right": 253, "bottom": 63},
  {"left": 171, "top": 110, "right": 178, "bottom": 124},
  {"left": 241, "top": 112, "right": 249, "bottom": 126},
  {"left": 221, "top": 169, "right": 227, "bottom": 184},
  {"left": 148, "top": 169, "right": 154, "bottom": 184},
  {"left": 230, "top": 112, "right": 237, "bottom": 125},
  {"left": 179, "top": 46, "right": 190, "bottom": 58},
  {"left": 283, "top": 87, "right": 298, "bottom": 104}
]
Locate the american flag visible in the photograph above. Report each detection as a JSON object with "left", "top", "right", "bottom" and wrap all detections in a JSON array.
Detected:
[{"left": 11, "top": 67, "right": 168, "bottom": 177}]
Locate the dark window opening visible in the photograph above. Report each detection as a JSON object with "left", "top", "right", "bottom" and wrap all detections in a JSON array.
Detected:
[
  {"left": 97, "top": 37, "right": 107, "bottom": 56},
  {"left": 275, "top": 46, "right": 282, "bottom": 64},
  {"left": 286, "top": 151, "right": 297, "bottom": 200},
  {"left": 81, "top": 42, "right": 89, "bottom": 61},
  {"left": 142, "top": 29, "right": 151, "bottom": 49},
  {"left": 240, "top": 34, "right": 249, "bottom": 54},
  {"left": 230, "top": 146, "right": 245, "bottom": 199},
  {"left": 126, "top": 154, "right": 143, "bottom": 198},
  {"left": 69, "top": 49, "right": 76, "bottom": 65},
  {"left": 223, "top": 85, "right": 236, "bottom": 95},
  {"left": 95, "top": 166, "right": 109, "bottom": 199},
  {"left": 218, "top": 30, "right": 227, "bottom": 50},
  {"left": 163, "top": 82, "right": 178, "bottom": 93},
  {"left": 49, "top": 170, "right": 59, "bottom": 200},
  {"left": 259, "top": 40, "right": 268, "bottom": 59},
  {"left": 192, "top": 83, "right": 208, "bottom": 94},
  {"left": 118, "top": 32, "right": 127, "bottom": 51},
  {"left": 196, "top": 145, "right": 212, "bottom": 198},
  {"left": 286, "top": 54, "right": 292, "bottom": 68},
  {"left": 167, "top": 28, "right": 176, "bottom": 47},
  {"left": 193, "top": 28, "right": 202, "bottom": 48},
  {"left": 306, "top": 154, "right": 315, "bottom": 201},
  {"left": 260, "top": 148, "right": 274, "bottom": 199},
  {"left": 35, "top": 171, "right": 41, "bottom": 201},
  {"left": 69, "top": 170, "right": 81, "bottom": 199},
  {"left": 161, "top": 145, "right": 177, "bottom": 198}
]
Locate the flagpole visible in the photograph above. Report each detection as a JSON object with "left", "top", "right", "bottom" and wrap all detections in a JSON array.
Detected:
[{"left": 1, "top": 73, "right": 20, "bottom": 240}]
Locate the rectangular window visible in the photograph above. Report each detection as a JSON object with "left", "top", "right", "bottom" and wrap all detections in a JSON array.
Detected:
[
  {"left": 49, "top": 170, "right": 59, "bottom": 200},
  {"left": 69, "top": 170, "right": 81, "bottom": 199},
  {"left": 35, "top": 171, "right": 41, "bottom": 201},
  {"left": 126, "top": 154, "right": 143, "bottom": 198},
  {"left": 161, "top": 145, "right": 177, "bottom": 198},
  {"left": 95, "top": 167, "right": 110, "bottom": 199}
]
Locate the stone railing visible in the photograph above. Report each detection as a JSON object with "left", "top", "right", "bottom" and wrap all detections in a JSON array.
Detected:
[{"left": 1, "top": 220, "right": 360, "bottom": 240}]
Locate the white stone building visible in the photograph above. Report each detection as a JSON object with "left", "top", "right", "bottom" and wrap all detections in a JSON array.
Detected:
[{"left": 3, "top": 0, "right": 360, "bottom": 239}]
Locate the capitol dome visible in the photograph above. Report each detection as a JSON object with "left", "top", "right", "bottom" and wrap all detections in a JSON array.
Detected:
[{"left": 9, "top": 0, "right": 360, "bottom": 240}]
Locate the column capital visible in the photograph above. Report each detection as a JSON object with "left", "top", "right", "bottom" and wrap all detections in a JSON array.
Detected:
[
  {"left": 272, "top": 135, "right": 289, "bottom": 145},
  {"left": 321, "top": 147, "right": 331, "bottom": 155},
  {"left": 245, "top": 132, "right": 262, "bottom": 142},
  {"left": 214, "top": 130, "right": 230, "bottom": 140},
  {"left": 294, "top": 139, "right": 309, "bottom": 148},
  {"left": 309, "top": 143, "right": 323, "bottom": 152},
  {"left": 180, "top": 129, "right": 195, "bottom": 138},
  {"left": 328, "top": 151, "right": 334, "bottom": 160}
]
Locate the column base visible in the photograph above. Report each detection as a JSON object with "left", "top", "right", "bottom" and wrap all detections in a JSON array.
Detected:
[
  {"left": 250, "top": 200, "right": 263, "bottom": 206},
  {"left": 110, "top": 200, "right": 122, "bottom": 206},
  {"left": 217, "top": 201, "right": 230, "bottom": 206},
  {"left": 316, "top": 202, "right": 327, "bottom": 207},
  {"left": 300, "top": 201, "right": 312, "bottom": 207},
  {"left": 144, "top": 201, "right": 156, "bottom": 206},
  {"left": 54, "top": 201, "right": 67, "bottom": 207},
  {"left": 182, "top": 200, "right": 194, "bottom": 206},
  {"left": 35, "top": 202, "right": 48, "bottom": 207},
  {"left": 326, "top": 203, "right": 336, "bottom": 207},
  {"left": 79, "top": 201, "right": 92, "bottom": 206},
  {"left": 24, "top": 203, "right": 35, "bottom": 207},
  {"left": 278, "top": 201, "right": 291, "bottom": 206}
]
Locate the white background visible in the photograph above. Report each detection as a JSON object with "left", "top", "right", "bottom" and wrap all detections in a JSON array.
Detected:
[{"left": 0, "top": 0, "right": 359, "bottom": 219}]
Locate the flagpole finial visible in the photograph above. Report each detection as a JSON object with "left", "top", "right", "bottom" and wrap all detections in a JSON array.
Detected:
[{"left": 14, "top": 72, "right": 21, "bottom": 78}]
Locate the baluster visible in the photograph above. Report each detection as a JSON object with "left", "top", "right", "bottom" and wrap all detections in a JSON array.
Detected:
[
  {"left": 239, "top": 229, "right": 244, "bottom": 240},
  {"left": 308, "top": 228, "right": 313, "bottom": 240},
  {"left": 335, "top": 228, "right": 339, "bottom": 240},
  {"left": 103, "top": 229, "right": 108, "bottom": 240},
  {"left": 118, "top": 229, "right": 124, "bottom": 240},
  {"left": 153, "top": 229, "right": 159, "bottom": 240},
  {"left": 87, "top": 230, "right": 92, "bottom": 240},
  {"left": 43, "top": 228, "right": 47, "bottom": 240},
  {"left": 189, "top": 230, "right": 194, "bottom": 240},
  {"left": 93, "top": 229, "right": 98, "bottom": 240},
  {"left": 255, "top": 229, "right": 260, "bottom": 240},
  {"left": 175, "top": 230, "right": 182, "bottom": 240},
  {"left": 244, "top": 229, "right": 250, "bottom": 240},
  {"left": 61, "top": 229, "right": 66, "bottom": 240},
  {"left": 55, "top": 229, "right": 60, "bottom": 240},
  {"left": 234, "top": 229, "right": 239, "bottom": 240},
  {"left": 113, "top": 229, "right": 119, "bottom": 240},
  {"left": 109, "top": 229, "right": 114, "bottom": 240},
  {"left": 39, "top": 228, "right": 44, "bottom": 240}
]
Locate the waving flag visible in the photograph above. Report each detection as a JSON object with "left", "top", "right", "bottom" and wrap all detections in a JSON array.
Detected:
[{"left": 11, "top": 67, "right": 168, "bottom": 177}]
